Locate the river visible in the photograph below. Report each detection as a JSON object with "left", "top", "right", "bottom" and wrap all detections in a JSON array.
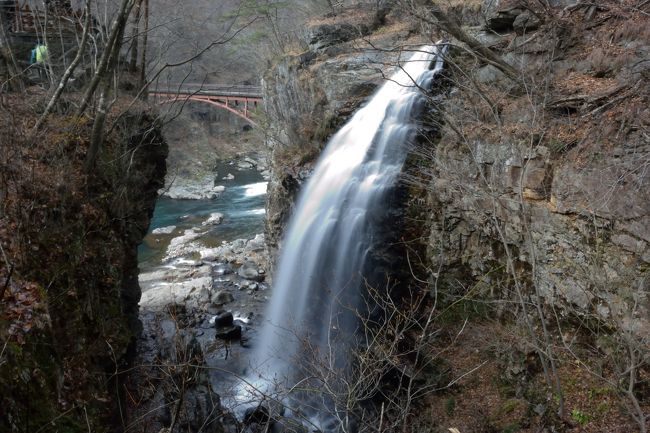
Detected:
[{"left": 138, "top": 163, "right": 267, "bottom": 271}]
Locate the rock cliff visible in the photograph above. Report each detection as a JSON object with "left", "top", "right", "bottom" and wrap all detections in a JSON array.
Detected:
[
  {"left": 0, "top": 103, "right": 167, "bottom": 432},
  {"left": 422, "top": 0, "right": 649, "bottom": 341},
  {"left": 262, "top": 1, "right": 649, "bottom": 430},
  {"left": 263, "top": 5, "right": 422, "bottom": 258}
]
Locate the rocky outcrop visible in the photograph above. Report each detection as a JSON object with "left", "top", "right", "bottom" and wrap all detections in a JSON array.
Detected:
[
  {"left": 426, "top": 138, "right": 649, "bottom": 334},
  {"left": 0, "top": 106, "right": 167, "bottom": 432},
  {"left": 417, "top": 1, "right": 650, "bottom": 341},
  {"left": 263, "top": 5, "right": 421, "bottom": 258}
]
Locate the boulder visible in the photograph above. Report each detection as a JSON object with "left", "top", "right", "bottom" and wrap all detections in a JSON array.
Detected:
[
  {"left": 245, "top": 234, "right": 266, "bottom": 253},
  {"left": 214, "top": 311, "right": 234, "bottom": 327},
  {"left": 484, "top": 8, "right": 523, "bottom": 32},
  {"left": 237, "top": 160, "right": 255, "bottom": 169},
  {"left": 165, "top": 229, "right": 203, "bottom": 260},
  {"left": 238, "top": 261, "right": 265, "bottom": 282},
  {"left": 212, "top": 290, "right": 234, "bottom": 306},
  {"left": 476, "top": 65, "right": 505, "bottom": 84},
  {"left": 139, "top": 276, "right": 212, "bottom": 312},
  {"left": 202, "top": 212, "right": 224, "bottom": 226},
  {"left": 216, "top": 324, "right": 241, "bottom": 340},
  {"left": 512, "top": 10, "right": 541, "bottom": 33},
  {"left": 162, "top": 177, "right": 225, "bottom": 200},
  {"left": 151, "top": 225, "right": 176, "bottom": 235},
  {"left": 308, "top": 23, "right": 365, "bottom": 51},
  {"left": 214, "top": 263, "right": 233, "bottom": 275}
]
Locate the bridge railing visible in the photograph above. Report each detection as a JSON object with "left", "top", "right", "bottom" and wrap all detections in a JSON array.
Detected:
[{"left": 151, "top": 83, "right": 263, "bottom": 99}]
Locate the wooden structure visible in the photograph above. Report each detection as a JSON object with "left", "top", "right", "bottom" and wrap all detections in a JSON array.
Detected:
[{"left": 2, "top": 2, "right": 87, "bottom": 35}]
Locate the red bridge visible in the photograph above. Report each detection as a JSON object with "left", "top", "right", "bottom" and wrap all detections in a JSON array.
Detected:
[{"left": 149, "top": 84, "right": 263, "bottom": 126}]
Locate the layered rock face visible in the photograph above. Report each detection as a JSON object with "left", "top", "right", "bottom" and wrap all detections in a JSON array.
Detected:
[
  {"left": 428, "top": 139, "right": 649, "bottom": 334},
  {"left": 421, "top": 1, "right": 650, "bottom": 340}
]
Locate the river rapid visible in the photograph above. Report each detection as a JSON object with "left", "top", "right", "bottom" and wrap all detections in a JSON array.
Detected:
[{"left": 138, "top": 162, "right": 267, "bottom": 271}]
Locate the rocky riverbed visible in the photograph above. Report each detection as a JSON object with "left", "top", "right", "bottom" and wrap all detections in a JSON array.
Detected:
[
  {"left": 161, "top": 155, "right": 270, "bottom": 200},
  {"left": 128, "top": 155, "right": 279, "bottom": 432},
  {"left": 130, "top": 227, "right": 273, "bottom": 432}
]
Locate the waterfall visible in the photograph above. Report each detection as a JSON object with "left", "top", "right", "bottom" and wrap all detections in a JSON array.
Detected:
[{"left": 239, "top": 44, "right": 445, "bottom": 428}]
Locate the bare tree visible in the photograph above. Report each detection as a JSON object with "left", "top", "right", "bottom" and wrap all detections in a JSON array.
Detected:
[
  {"left": 0, "top": 4, "right": 23, "bottom": 91},
  {"left": 77, "top": 0, "right": 135, "bottom": 116},
  {"left": 32, "top": 0, "right": 92, "bottom": 134}
]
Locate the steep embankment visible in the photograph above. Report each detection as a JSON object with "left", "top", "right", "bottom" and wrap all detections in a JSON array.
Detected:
[
  {"left": 0, "top": 97, "right": 167, "bottom": 432},
  {"left": 264, "top": 1, "right": 648, "bottom": 431}
]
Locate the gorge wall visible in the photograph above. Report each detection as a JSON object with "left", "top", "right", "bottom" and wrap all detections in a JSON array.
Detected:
[
  {"left": 0, "top": 103, "right": 167, "bottom": 432},
  {"left": 264, "top": 0, "right": 649, "bottom": 344},
  {"left": 263, "top": 1, "right": 649, "bottom": 430}
]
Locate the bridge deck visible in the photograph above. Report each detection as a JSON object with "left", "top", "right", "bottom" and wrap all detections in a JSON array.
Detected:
[
  {"left": 151, "top": 84, "right": 262, "bottom": 99},
  {"left": 150, "top": 84, "right": 262, "bottom": 126}
]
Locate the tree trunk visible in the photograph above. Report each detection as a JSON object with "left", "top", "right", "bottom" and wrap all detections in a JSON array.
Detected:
[
  {"left": 137, "top": 0, "right": 148, "bottom": 94},
  {"left": 32, "top": 0, "right": 91, "bottom": 134},
  {"left": 428, "top": 2, "right": 520, "bottom": 83},
  {"left": 0, "top": 10, "right": 23, "bottom": 92},
  {"left": 85, "top": 76, "right": 109, "bottom": 172},
  {"left": 129, "top": 0, "right": 141, "bottom": 71},
  {"left": 85, "top": 0, "right": 129, "bottom": 172},
  {"left": 76, "top": 0, "right": 134, "bottom": 116}
]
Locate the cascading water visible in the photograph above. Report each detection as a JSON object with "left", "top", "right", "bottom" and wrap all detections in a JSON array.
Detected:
[{"left": 238, "top": 44, "right": 446, "bottom": 429}]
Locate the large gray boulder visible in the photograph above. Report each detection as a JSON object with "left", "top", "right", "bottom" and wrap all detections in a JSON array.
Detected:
[
  {"left": 237, "top": 261, "right": 265, "bottom": 282},
  {"left": 212, "top": 290, "right": 234, "bottom": 306}
]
